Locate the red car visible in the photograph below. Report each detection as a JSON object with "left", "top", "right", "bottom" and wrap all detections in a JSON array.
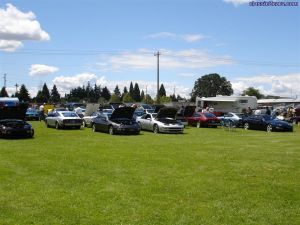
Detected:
[{"left": 186, "top": 112, "right": 221, "bottom": 128}]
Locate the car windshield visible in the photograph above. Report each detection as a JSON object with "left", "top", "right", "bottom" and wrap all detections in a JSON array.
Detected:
[
  {"left": 27, "top": 109, "right": 37, "bottom": 113},
  {"left": 61, "top": 112, "right": 78, "bottom": 117},
  {"left": 204, "top": 113, "right": 215, "bottom": 118},
  {"left": 235, "top": 113, "right": 244, "bottom": 118},
  {"left": 103, "top": 113, "right": 112, "bottom": 119},
  {"left": 141, "top": 104, "right": 152, "bottom": 109},
  {"left": 134, "top": 111, "right": 144, "bottom": 116}
]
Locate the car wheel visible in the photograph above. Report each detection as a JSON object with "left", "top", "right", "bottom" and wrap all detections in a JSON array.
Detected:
[
  {"left": 196, "top": 122, "right": 201, "bottom": 128},
  {"left": 153, "top": 124, "right": 159, "bottom": 134},
  {"left": 92, "top": 124, "right": 97, "bottom": 132},
  {"left": 244, "top": 122, "right": 249, "bottom": 130},
  {"left": 109, "top": 126, "right": 114, "bottom": 135},
  {"left": 266, "top": 124, "right": 273, "bottom": 132},
  {"left": 55, "top": 122, "right": 60, "bottom": 129}
]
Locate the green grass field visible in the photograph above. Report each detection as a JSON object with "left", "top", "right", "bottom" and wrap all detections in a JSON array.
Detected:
[{"left": 0, "top": 122, "right": 299, "bottom": 225}]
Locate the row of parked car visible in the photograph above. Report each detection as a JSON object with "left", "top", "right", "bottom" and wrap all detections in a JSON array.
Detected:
[{"left": 0, "top": 103, "right": 295, "bottom": 139}]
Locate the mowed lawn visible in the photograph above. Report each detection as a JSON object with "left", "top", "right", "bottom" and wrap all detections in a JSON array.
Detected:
[{"left": 0, "top": 122, "right": 299, "bottom": 225}]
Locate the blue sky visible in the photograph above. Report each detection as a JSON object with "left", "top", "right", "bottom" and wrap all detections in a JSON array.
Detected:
[{"left": 0, "top": 0, "right": 299, "bottom": 98}]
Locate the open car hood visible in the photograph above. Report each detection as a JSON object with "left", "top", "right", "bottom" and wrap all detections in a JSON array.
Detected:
[
  {"left": 0, "top": 103, "right": 28, "bottom": 120},
  {"left": 156, "top": 107, "right": 178, "bottom": 119},
  {"left": 110, "top": 107, "right": 135, "bottom": 120},
  {"left": 183, "top": 106, "right": 196, "bottom": 117},
  {"left": 153, "top": 105, "right": 165, "bottom": 113}
]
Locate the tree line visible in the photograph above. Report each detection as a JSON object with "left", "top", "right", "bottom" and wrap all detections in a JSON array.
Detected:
[
  {"left": 0, "top": 73, "right": 267, "bottom": 104},
  {"left": 0, "top": 81, "right": 184, "bottom": 104}
]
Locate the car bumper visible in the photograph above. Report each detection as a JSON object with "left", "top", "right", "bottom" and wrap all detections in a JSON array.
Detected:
[
  {"left": 158, "top": 126, "right": 184, "bottom": 133},
  {"left": 114, "top": 126, "right": 140, "bottom": 134},
  {"left": 1, "top": 128, "right": 34, "bottom": 138}
]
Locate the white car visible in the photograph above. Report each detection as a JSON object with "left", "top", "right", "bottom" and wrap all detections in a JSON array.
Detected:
[
  {"left": 45, "top": 111, "right": 82, "bottom": 129},
  {"left": 82, "top": 111, "right": 102, "bottom": 127},
  {"left": 137, "top": 107, "right": 184, "bottom": 134},
  {"left": 218, "top": 112, "right": 244, "bottom": 127}
]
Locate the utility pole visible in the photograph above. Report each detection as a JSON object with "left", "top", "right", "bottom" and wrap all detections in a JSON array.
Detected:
[
  {"left": 154, "top": 51, "right": 160, "bottom": 103},
  {"left": 15, "top": 83, "right": 19, "bottom": 93},
  {"left": 3, "top": 73, "right": 7, "bottom": 88},
  {"left": 145, "top": 85, "right": 148, "bottom": 96}
]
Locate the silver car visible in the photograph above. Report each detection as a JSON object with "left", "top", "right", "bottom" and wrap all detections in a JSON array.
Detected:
[
  {"left": 137, "top": 107, "right": 184, "bottom": 134},
  {"left": 45, "top": 111, "right": 82, "bottom": 129}
]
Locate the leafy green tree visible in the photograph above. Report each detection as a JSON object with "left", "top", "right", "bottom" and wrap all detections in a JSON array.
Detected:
[
  {"left": 122, "top": 93, "right": 133, "bottom": 103},
  {"left": 101, "top": 86, "right": 111, "bottom": 101},
  {"left": 160, "top": 95, "right": 171, "bottom": 103},
  {"left": 144, "top": 94, "right": 154, "bottom": 104},
  {"left": 122, "top": 93, "right": 134, "bottom": 103},
  {"left": 133, "top": 83, "right": 141, "bottom": 102},
  {"left": 158, "top": 84, "right": 166, "bottom": 97},
  {"left": 109, "top": 93, "right": 121, "bottom": 103},
  {"left": 121, "top": 86, "right": 128, "bottom": 101},
  {"left": 18, "top": 84, "right": 31, "bottom": 102},
  {"left": 242, "top": 87, "right": 264, "bottom": 99},
  {"left": 191, "top": 73, "right": 233, "bottom": 101}
]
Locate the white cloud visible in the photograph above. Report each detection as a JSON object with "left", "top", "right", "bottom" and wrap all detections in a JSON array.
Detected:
[
  {"left": 52, "top": 73, "right": 98, "bottom": 94},
  {"left": 0, "top": 40, "right": 23, "bottom": 52},
  {"left": 223, "top": 0, "right": 251, "bottom": 6},
  {"left": 100, "top": 48, "right": 234, "bottom": 72},
  {"left": 181, "top": 34, "right": 205, "bottom": 42},
  {"left": 145, "top": 32, "right": 205, "bottom": 43},
  {"left": 0, "top": 4, "right": 50, "bottom": 51},
  {"left": 232, "top": 73, "right": 300, "bottom": 97},
  {"left": 29, "top": 64, "right": 59, "bottom": 77}
]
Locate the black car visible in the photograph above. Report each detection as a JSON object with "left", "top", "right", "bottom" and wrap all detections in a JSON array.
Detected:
[
  {"left": 243, "top": 114, "right": 293, "bottom": 132},
  {"left": 0, "top": 104, "right": 34, "bottom": 138},
  {"left": 91, "top": 107, "right": 140, "bottom": 135}
]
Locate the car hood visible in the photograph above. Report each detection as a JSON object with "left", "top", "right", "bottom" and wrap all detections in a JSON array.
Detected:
[
  {"left": 110, "top": 107, "right": 135, "bottom": 120},
  {"left": 271, "top": 119, "right": 292, "bottom": 126},
  {"left": 183, "top": 106, "right": 196, "bottom": 117},
  {"left": 153, "top": 105, "right": 165, "bottom": 113},
  {"left": 156, "top": 107, "right": 178, "bottom": 119},
  {"left": 0, "top": 104, "right": 28, "bottom": 120}
]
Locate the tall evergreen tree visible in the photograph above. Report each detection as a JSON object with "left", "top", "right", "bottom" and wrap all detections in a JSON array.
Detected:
[
  {"left": 158, "top": 84, "right": 166, "bottom": 97},
  {"left": 114, "top": 85, "right": 121, "bottom": 97},
  {"left": 123, "top": 86, "right": 128, "bottom": 94},
  {"left": 133, "top": 83, "right": 141, "bottom": 102},
  {"left": 18, "top": 84, "right": 31, "bottom": 102},
  {"left": 140, "top": 90, "right": 145, "bottom": 101},
  {"left": 50, "top": 85, "right": 61, "bottom": 103},
  {"left": 41, "top": 83, "right": 50, "bottom": 103},
  {"left": 101, "top": 86, "right": 111, "bottom": 101},
  {"left": 129, "top": 82, "right": 134, "bottom": 99},
  {"left": 0, "top": 87, "right": 8, "bottom": 97}
]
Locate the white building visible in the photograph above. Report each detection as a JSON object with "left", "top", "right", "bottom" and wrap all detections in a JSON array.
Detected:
[
  {"left": 257, "top": 98, "right": 300, "bottom": 108},
  {"left": 196, "top": 95, "right": 257, "bottom": 113}
]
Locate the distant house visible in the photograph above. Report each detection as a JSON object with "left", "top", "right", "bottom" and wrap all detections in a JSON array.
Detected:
[
  {"left": 258, "top": 98, "right": 300, "bottom": 108},
  {"left": 196, "top": 95, "right": 257, "bottom": 113}
]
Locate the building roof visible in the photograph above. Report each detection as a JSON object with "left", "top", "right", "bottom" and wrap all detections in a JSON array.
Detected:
[
  {"left": 258, "top": 98, "right": 300, "bottom": 104},
  {"left": 197, "top": 95, "right": 256, "bottom": 102}
]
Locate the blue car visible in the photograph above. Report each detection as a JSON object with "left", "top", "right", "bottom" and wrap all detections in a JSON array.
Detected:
[
  {"left": 243, "top": 114, "right": 293, "bottom": 132},
  {"left": 25, "top": 108, "right": 39, "bottom": 121}
]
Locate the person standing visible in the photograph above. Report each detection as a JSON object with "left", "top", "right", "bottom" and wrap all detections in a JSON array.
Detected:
[{"left": 39, "top": 104, "right": 45, "bottom": 121}]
